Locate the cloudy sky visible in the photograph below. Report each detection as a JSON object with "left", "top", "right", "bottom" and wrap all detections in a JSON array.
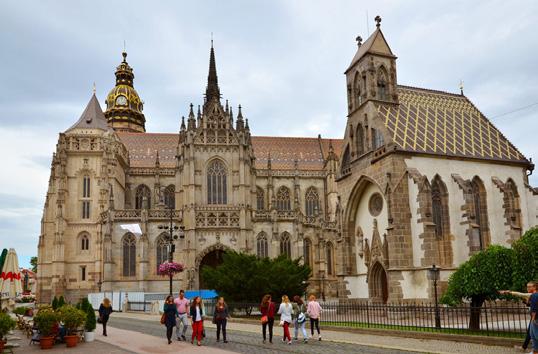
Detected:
[{"left": 1, "top": 0, "right": 537, "bottom": 268}]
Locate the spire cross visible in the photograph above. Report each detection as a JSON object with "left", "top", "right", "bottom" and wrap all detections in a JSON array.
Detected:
[
  {"left": 459, "top": 80, "right": 464, "bottom": 95},
  {"left": 356, "top": 35, "right": 362, "bottom": 47},
  {"left": 375, "top": 15, "right": 382, "bottom": 28},
  {"left": 92, "top": 82, "right": 96, "bottom": 95}
]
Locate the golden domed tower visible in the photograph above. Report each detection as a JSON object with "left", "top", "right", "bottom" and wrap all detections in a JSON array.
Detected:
[{"left": 104, "top": 51, "right": 146, "bottom": 132}]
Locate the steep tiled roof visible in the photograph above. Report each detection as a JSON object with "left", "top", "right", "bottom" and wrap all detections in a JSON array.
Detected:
[
  {"left": 376, "top": 86, "right": 529, "bottom": 164},
  {"left": 116, "top": 132, "right": 343, "bottom": 170},
  {"left": 66, "top": 94, "right": 112, "bottom": 132},
  {"left": 252, "top": 136, "right": 343, "bottom": 170},
  {"left": 345, "top": 28, "right": 395, "bottom": 74},
  {"left": 117, "top": 132, "right": 179, "bottom": 168}
]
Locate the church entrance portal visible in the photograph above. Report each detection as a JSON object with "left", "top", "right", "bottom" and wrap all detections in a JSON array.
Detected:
[
  {"left": 198, "top": 249, "right": 226, "bottom": 289},
  {"left": 369, "top": 262, "right": 388, "bottom": 303}
]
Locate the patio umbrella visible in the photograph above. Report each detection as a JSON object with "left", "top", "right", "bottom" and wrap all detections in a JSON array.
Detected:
[{"left": 0, "top": 248, "right": 23, "bottom": 308}]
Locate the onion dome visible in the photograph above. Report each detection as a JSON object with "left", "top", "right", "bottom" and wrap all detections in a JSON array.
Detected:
[{"left": 104, "top": 51, "right": 146, "bottom": 133}]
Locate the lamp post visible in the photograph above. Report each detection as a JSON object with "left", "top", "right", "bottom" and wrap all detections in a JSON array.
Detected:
[
  {"left": 158, "top": 203, "right": 185, "bottom": 296},
  {"left": 321, "top": 273, "right": 326, "bottom": 302},
  {"left": 427, "top": 264, "right": 441, "bottom": 328}
]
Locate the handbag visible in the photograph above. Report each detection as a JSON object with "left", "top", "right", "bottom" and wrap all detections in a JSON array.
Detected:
[
  {"left": 260, "top": 315, "right": 268, "bottom": 324},
  {"left": 297, "top": 312, "right": 306, "bottom": 324},
  {"left": 97, "top": 316, "right": 102, "bottom": 324},
  {"left": 160, "top": 313, "right": 166, "bottom": 325}
]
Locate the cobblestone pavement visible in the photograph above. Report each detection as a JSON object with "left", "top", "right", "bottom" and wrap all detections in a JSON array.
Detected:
[
  {"left": 108, "top": 312, "right": 520, "bottom": 354},
  {"left": 107, "top": 316, "right": 423, "bottom": 354}
]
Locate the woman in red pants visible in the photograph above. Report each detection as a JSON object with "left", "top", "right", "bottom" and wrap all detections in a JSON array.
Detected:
[{"left": 189, "top": 296, "right": 205, "bottom": 346}]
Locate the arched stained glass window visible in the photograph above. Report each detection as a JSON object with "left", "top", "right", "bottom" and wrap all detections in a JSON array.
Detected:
[
  {"left": 156, "top": 234, "right": 169, "bottom": 273},
  {"left": 122, "top": 234, "right": 136, "bottom": 277},
  {"left": 135, "top": 185, "right": 151, "bottom": 210},
  {"left": 164, "top": 185, "right": 175, "bottom": 209},
  {"left": 207, "top": 160, "right": 227, "bottom": 204},
  {"left": 276, "top": 187, "right": 291, "bottom": 211},
  {"left": 257, "top": 232, "right": 268, "bottom": 258},
  {"left": 280, "top": 232, "right": 291, "bottom": 258},
  {"left": 305, "top": 187, "right": 320, "bottom": 217},
  {"left": 256, "top": 187, "right": 265, "bottom": 210}
]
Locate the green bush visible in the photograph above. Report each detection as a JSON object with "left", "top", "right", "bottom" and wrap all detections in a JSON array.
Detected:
[
  {"left": 77, "top": 298, "right": 96, "bottom": 332},
  {"left": 34, "top": 307, "right": 58, "bottom": 337},
  {"left": 57, "top": 296, "right": 66, "bottom": 308},
  {"left": 51, "top": 296, "right": 58, "bottom": 310},
  {"left": 58, "top": 305, "right": 86, "bottom": 335},
  {"left": 12, "top": 307, "right": 28, "bottom": 316},
  {"left": 0, "top": 312, "right": 16, "bottom": 341}
]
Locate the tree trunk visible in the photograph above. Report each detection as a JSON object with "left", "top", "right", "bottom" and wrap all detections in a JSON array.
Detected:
[{"left": 468, "top": 296, "right": 485, "bottom": 331}]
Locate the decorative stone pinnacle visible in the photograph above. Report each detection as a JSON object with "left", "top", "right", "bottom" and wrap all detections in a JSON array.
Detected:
[
  {"left": 375, "top": 15, "right": 382, "bottom": 28},
  {"left": 356, "top": 35, "right": 362, "bottom": 47}
]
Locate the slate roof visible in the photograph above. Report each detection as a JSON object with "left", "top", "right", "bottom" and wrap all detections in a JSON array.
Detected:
[
  {"left": 117, "top": 132, "right": 343, "bottom": 170},
  {"left": 377, "top": 86, "right": 529, "bottom": 164},
  {"left": 66, "top": 94, "right": 112, "bottom": 132}
]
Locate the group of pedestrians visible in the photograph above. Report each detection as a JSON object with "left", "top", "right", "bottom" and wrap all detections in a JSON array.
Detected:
[
  {"left": 161, "top": 290, "right": 323, "bottom": 347},
  {"left": 162, "top": 290, "right": 230, "bottom": 346},
  {"left": 260, "top": 293, "right": 322, "bottom": 345}
]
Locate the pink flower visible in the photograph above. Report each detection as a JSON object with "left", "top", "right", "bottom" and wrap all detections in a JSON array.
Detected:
[{"left": 158, "top": 261, "right": 185, "bottom": 276}]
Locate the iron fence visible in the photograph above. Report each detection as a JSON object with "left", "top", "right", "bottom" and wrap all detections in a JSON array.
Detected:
[{"left": 213, "top": 300, "right": 529, "bottom": 338}]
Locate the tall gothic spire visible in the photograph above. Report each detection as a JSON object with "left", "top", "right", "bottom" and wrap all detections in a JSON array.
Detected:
[{"left": 205, "top": 41, "right": 221, "bottom": 103}]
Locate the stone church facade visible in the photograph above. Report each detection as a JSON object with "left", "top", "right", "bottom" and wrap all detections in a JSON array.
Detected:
[{"left": 37, "top": 18, "right": 537, "bottom": 304}]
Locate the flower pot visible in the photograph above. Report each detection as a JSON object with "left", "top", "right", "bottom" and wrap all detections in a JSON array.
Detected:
[
  {"left": 40, "top": 336, "right": 55, "bottom": 350},
  {"left": 84, "top": 330, "right": 95, "bottom": 342},
  {"left": 64, "top": 335, "right": 78, "bottom": 347}
]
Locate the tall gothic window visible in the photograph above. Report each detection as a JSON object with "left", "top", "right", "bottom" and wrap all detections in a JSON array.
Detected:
[
  {"left": 122, "top": 234, "right": 136, "bottom": 277},
  {"left": 82, "top": 201, "right": 90, "bottom": 219},
  {"left": 341, "top": 146, "right": 350, "bottom": 175},
  {"left": 371, "top": 128, "right": 384, "bottom": 150},
  {"left": 257, "top": 232, "right": 268, "bottom": 258},
  {"left": 82, "top": 175, "right": 91, "bottom": 198},
  {"left": 326, "top": 242, "right": 334, "bottom": 276},
  {"left": 207, "top": 160, "right": 227, "bottom": 204},
  {"left": 156, "top": 234, "right": 169, "bottom": 273},
  {"left": 505, "top": 179, "right": 522, "bottom": 235},
  {"left": 356, "top": 124, "right": 364, "bottom": 156},
  {"left": 256, "top": 187, "right": 265, "bottom": 210},
  {"left": 304, "top": 238, "right": 312, "bottom": 267},
  {"left": 471, "top": 177, "right": 489, "bottom": 251},
  {"left": 431, "top": 176, "right": 449, "bottom": 239},
  {"left": 280, "top": 232, "right": 291, "bottom": 258},
  {"left": 377, "top": 68, "right": 388, "bottom": 100},
  {"left": 164, "top": 185, "right": 175, "bottom": 209},
  {"left": 353, "top": 72, "right": 362, "bottom": 108},
  {"left": 276, "top": 186, "right": 291, "bottom": 211},
  {"left": 305, "top": 187, "right": 320, "bottom": 217},
  {"left": 135, "top": 184, "right": 151, "bottom": 210},
  {"left": 81, "top": 233, "right": 90, "bottom": 251}
]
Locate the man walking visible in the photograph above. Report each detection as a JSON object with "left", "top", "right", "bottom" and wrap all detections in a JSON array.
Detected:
[
  {"left": 500, "top": 281, "right": 536, "bottom": 352},
  {"left": 174, "top": 289, "right": 190, "bottom": 341}
]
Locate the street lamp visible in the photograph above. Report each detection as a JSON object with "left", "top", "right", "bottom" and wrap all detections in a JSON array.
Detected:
[
  {"left": 427, "top": 264, "right": 441, "bottom": 328},
  {"left": 320, "top": 273, "right": 326, "bottom": 302},
  {"left": 158, "top": 202, "right": 185, "bottom": 296}
]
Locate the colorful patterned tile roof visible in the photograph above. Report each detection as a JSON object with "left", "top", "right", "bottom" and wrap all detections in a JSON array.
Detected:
[
  {"left": 117, "top": 132, "right": 344, "bottom": 170},
  {"left": 377, "top": 86, "right": 529, "bottom": 164}
]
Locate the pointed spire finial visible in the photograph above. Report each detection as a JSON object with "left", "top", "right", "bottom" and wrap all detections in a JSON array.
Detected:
[
  {"left": 180, "top": 116, "right": 186, "bottom": 131},
  {"left": 205, "top": 39, "right": 221, "bottom": 103},
  {"left": 155, "top": 150, "right": 160, "bottom": 166},
  {"left": 459, "top": 80, "right": 464, "bottom": 95},
  {"left": 375, "top": 15, "right": 382, "bottom": 28},
  {"left": 356, "top": 35, "right": 362, "bottom": 47},
  {"left": 92, "top": 82, "right": 96, "bottom": 95}
]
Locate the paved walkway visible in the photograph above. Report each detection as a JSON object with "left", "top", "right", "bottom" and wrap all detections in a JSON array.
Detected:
[{"left": 108, "top": 311, "right": 522, "bottom": 354}]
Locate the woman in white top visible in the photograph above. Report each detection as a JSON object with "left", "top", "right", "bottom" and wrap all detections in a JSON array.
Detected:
[{"left": 277, "top": 295, "right": 293, "bottom": 344}]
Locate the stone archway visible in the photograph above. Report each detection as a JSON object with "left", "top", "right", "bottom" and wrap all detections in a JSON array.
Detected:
[
  {"left": 195, "top": 244, "right": 230, "bottom": 289},
  {"left": 369, "top": 262, "right": 388, "bottom": 303}
]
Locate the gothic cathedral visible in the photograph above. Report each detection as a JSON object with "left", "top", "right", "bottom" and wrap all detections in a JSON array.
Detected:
[{"left": 37, "top": 18, "right": 537, "bottom": 303}]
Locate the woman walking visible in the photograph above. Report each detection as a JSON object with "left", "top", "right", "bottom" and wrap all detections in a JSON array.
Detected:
[
  {"left": 292, "top": 295, "right": 308, "bottom": 343},
  {"left": 98, "top": 298, "right": 113, "bottom": 336},
  {"left": 189, "top": 296, "right": 205, "bottom": 346},
  {"left": 260, "top": 294, "right": 275, "bottom": 344},
  {"left": 163, "top": 295, "right": 178, "bottom": 344},
  {"left": 213, "top": 296, "right": 230, "bottom": 343},
  {"left": 277, "top": 295, "right": 293, "bottom": 345},
  {"left": 307, "top": 294, "right": 322, "bottom": 341}
]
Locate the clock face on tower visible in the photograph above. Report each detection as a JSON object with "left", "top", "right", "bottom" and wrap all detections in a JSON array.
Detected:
[{"left": 115, "top": 95, "right": 128, "bottom": 106}]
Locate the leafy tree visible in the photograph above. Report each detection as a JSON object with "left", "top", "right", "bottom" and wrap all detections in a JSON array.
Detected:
[
  {"left": 0, "top": 249, "right": 7, "bottom": 273},
  {"left": 30, "top": 256, "right": 38, "bottom": 273},
  {"left": 441, "top": 245, "right": 513, "bottom": 330},
  {"left": 201, "top": 251, "right": 311, "bottom": 307},
  {"left": 511, "top": 227, "right": 538, "bottom": 291}
]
